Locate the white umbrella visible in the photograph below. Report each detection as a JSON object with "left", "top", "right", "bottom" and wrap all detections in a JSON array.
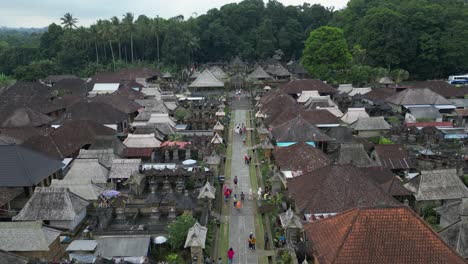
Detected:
[
  {"left": 154, "top": 236, "right": 168, "bottom": 244},
  {"left": 182, "top": 159, "right": 197, "bottom": 166}
]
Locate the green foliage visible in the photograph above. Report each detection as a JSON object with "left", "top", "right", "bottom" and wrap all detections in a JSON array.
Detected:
[
  {"left": 0, "top": 73, "right": 14, "bottom": 87},
  {"left": 14, "top": 59, "right": 58, "bottom": 81},
  {"left": 387, "top": 116, "right": 400, "bottom": 125},
  {"left": 378, "top": 137, "right": 394, "bottom": 145},
  {"left": 423, "top": 206, "right": 438, "bottom": 225},
  {"left": 390, "top": 69, "right": 410, "bottom": 83},
  {"left": 166, "top": 253, "right": 180, "bottom": 263},
  {"left": 174, "top": 107, "right": 192, "bottom": 121},
  {"left": 462, "top": 175, "right": 468, "bottom": 187},
  {"left": 301, "top": 26, "right": 352, "bottom": 82},
  {"left": 168, "top": 212, "right": 197, "bottom": 250}
]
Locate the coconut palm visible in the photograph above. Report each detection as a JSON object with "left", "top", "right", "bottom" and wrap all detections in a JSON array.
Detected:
[
  {"left": 60, "top": 13, "right": 78, "bottom": 30},
  {"left": 122, "top": 12, "right": 135, "bottom": 63}
]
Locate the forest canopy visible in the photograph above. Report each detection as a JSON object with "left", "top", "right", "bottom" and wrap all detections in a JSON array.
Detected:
[{"left": 0, "top": 0, "right": 466, "bottom": 81}]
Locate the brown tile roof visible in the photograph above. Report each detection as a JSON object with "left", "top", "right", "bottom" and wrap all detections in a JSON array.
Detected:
[
  {"left": 273, "top": 142, "right": 330, "bottom": 173},
  {"left": 363, "top": 88, "right": 396, "bottom": 102},
  {"left": 363, "top": 167, "right": 412, "bottom": 196},
  {"left": 91, "top": 67, "right": 162, "bottom": 83},
  {"left": 303, "top": 206, "right": 467, "bottom": 264},
  {"left": 123, "top": 148, "right": 154, "bottom": 158},
  {"left": 114, "top": 85, "right": 145, "bottom": 100},
  {"left": 260, "top": 91, "right": 300, "bottom": 122},
  {"left": 269, "top": 109, "right": 340, "bottom": 127},
  {"left": 386, "top": 88, "right": 452, "bottom": 106},
  {"left": 52, "top": 78, "right": 90, "bottom": 97},
  {"left": 90, "top": 94, "right": 142, "bottom": 114},
  {"left": 373, "top": 144, "right": 413, "bottom": 169},
  {"left": 60, "top": 101, "right": 128, "bottom": 124},
  {"left": 271, "top": 116, "right": 332, "bottom": 142},
  {"left": 0, "top": 107, "right": 54, "bottom": 128},
  {"left": 0, "top": 127, "right": 49, "bottom": 144},
  {"left": 406, "top": 80, "right": 468, "bottom": 98},
  {"left": 23, "top": 120, "right": 116, "bottom": 159},
  {"left": 281, "top": 79, "right": 336, "bottom": 95},
  {"left": 287, "top": 165, "right": 399, "bottom": 214}
]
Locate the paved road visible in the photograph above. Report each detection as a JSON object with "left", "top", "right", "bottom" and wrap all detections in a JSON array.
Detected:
[{"left": 227, "top": 109, "right": 258, "bottom": 264}]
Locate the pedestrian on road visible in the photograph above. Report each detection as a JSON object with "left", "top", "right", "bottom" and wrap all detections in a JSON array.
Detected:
[
  {"left": 205, "top": 256, "right": 211, "bottom": 263},
  {"left": 217, "top": 258, "right": 222, "bottom": 264},
  {"left": 244, "top": 154, "right": 248, "bottom": 164},
  {"left": 233, "top": 195, "right": 237, "bottom": 207},
  {"left": 248, "top": 155, "right": 252, "bottom": 164},
  {"left": 251, "top": 236, "right": 256, "bottom": 250},
  {"left": 227, "top": 248, "right": 235, "bottom": 264},
  {"left": 233, "top": 176, "right": 238, "bottom": 188},
  {"left": 248, "top": 233, "right": 253, "bottom": 250},
  {"left": 240, "top": 192, "right": 245, "bottom": 201},
  {"left": 236, "top": 200, "right": 241, "bottom": 210}
]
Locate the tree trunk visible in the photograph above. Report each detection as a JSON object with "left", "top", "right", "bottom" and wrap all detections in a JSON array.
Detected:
[
  {"left": 95, "top": 42, "right": 99, "bottom": 64},
  {"left": 118, "top": 41, "right": 122, "bottom": 61},
  {"left": 130, "top": 33, "right": 134, "bottom": 63},
  {"left": 109, "top": 40, "right": 115, "bottom": 70},
  {"left": 156, "top": 34, "right": 160, "bottom": 65}
]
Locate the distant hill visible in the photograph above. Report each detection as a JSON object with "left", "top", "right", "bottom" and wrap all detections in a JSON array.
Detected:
[{"left": 0, "top": 26, "right": 47, "bottom": 33}]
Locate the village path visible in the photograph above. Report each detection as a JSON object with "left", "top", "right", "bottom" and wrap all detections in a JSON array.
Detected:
[{"left": 227, "top": 108, "right": 258, "bottom": 264}]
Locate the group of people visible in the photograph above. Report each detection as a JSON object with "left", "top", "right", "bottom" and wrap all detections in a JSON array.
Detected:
[
  {"left": 234, "top": 123, "right": 247, "bottom": 135},
  {"left": 224, "top": 179, "right": 245, "bottom": 210},
  {"left": 243, "top": 153, "right": 252, "bottom": 164}
]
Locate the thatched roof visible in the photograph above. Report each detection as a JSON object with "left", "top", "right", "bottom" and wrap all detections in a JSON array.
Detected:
[
  {"left": 13, "top": 187, "right": 89, "bottom": 221},
  {"left": 210, "top": 66, "right": 228, "bottom": 80},
  {"left": 109, "top": 159, "right": 142, "bottom": 179},
  {"left": 0, "top": 107, "right": 54, "bottom": 128},
  {"left": 386, "top": 88, "right": 452, "bottom": 106},
  {"left": 189, "top": 69, "right": 224, "bottom": 88},
  {"left": 247, "top": 66, "right": 271, "bottom": 80},
  {"left": 184, "top": 222, "right": 208, "bottom": 248},
  {"left": 350, "top": 117, "right": 391, "bottom": 131},
  {"left": 341, "top": 108, "right": 369, "bottom": 124},
  {"left": 271, "top": 116, "right": 332, "bottom": 142},
  {"left": 198, "top": 182, "right": 216, "bottom": 199},
  {"left": 0, "top": 221, "right": 61, "bottom": 252},
  {"left": 64, "top": 159, "right": 109, "bottom": 184},
  {"left": 334, "top": 143, "right": 376, "bottom": 167},
  {"left": 50, "top": 179, "right": 103, "bottom": 201}
]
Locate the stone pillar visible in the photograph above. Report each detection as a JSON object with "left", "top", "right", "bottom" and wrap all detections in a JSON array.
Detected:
[
  {"left": 115, "top": 207, "right": 126, "bottom": 224},
  {"left": 190, "top": 246, "right": 203, "bottom": 264},
  {"left": 150, "top": 207, "right": 160, "bottom": 222},
  {"left": 165, "top": 150, "right": 171, "bottom": 162},
  {"left": 185, "top": 149, "right": 191, "bottom": 160},
  {"left": 168, "top": 206, "right": 177, "bottom": 222},
  {"left": 173, "top": 149, "right": 179, "bottom": 162}
]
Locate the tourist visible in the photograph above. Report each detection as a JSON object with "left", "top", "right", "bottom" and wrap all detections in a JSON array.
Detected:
[
  {"left": 205, "top": 256, "right": 211, "bottom": 264},
  {"left": 217, "top": 258, "right": 223, "bottom": 264},
  {"left": 240, "top": 191, "right": 245, "bottom": 201},
  {"left": 236, "top": 200, "right": 241, "bottom": 210},
  {"left": 244, "top": 154, "right": 248, "bottom": 164},
  {"left": 248, "top": 232, "right": 253, "bottom": 250},
  {"left": 233, "top": 176, "right": 238, "bottom": 188},
  {"left": 227, "top": 248, "right": 235, "bottom": 264},
  {"left": 248, "top": 155, "right": 252, "bottom": 164},
  {"left": 251, "top": 236, "right": 256, "bottom": 250},
  {"left": 233, "top": 194, "right": 237, "bottom": 207}
]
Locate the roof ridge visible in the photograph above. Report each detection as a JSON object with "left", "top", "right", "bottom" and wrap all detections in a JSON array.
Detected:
[
  {"left": 331, "top": 209, "right": 360, "bottom": 264},
  {"left": 14, "top": 146, "right": 35, "bottom": 186}
]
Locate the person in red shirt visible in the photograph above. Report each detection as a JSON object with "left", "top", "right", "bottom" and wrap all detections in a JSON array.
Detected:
[{"left": 227, "top": 248, "right": 235, "bottom": 264}]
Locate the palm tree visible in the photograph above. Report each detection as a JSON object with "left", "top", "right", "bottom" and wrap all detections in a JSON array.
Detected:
[
  {"left": 61, "top": 13, "right": 78, "bottom": 30},
  {"left": 122, "top": 12, "right": 135, "bottom": 63},
  {"left": 152, "top": 16, "right": 162, "bottom": 65},
  {"left": 98, "top": 20, "right": 116, "bottom": 69},
  {"left": 90, "top": 24, "right": 100, "bottom": 64},
  {"left": 110, "top": 16, "right": 122, "bottom": 61},
  {"left": 187, "top": 34, "right": 200, "bottom": 65}
]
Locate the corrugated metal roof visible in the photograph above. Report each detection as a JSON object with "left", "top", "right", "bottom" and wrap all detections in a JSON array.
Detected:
[
  {"left": 92, "top": 83, "right": 120, "bottom": 92},
  {"left": 66, "top": 240, "right": 98, "bottom": 251}
]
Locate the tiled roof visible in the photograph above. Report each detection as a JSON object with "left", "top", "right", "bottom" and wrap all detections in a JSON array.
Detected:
[
  {"left": 363, "top": 87, "right": 395, "bottom": 102},
  {"left": 386, "top": 88, "right": 452, "bottom": 106},
  {"left": 350, "top": 116, "right": 391, "bottom": 130},
  {"left": 334, "top": 143, "right": 376, "bottom": 167},
  {"left": 406, "top": 80, "right": 468, "bottom": 98},
  {"left": 123, "top": 148, "right": 154, "bottom": 158},
  {"left": 269, "top": 109, "right": 340, "bottom": 127},
  {"left": 90, "top": 94, "right": 142, "bottom": 114},
  {"left": 281, "top": 79, "right": 336, "bottom": 95},
  {"left": 273, "top": 142, "right": 330, "bottom": 173},
  {"left": 287, "top": 164, "right": 398, "bottom": 214},
  {"left": 61, "top": 101, "right": 128, "bottom": 124},
  {"left": 374, "top": 144, "right": 413, "bottom": 169},
  {"left": 303, "top": 206, "right": 466, "bottom": 264},
  {"left": 405, "top": 122, "right": 453, "bottom": 128},
  {"left": 271, "top": 116, "right": 332, "bottom": 142}
]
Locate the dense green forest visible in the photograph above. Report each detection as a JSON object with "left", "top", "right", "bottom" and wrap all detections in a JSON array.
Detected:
[{"left": 0, "top": 0, "right": 467, "bottom": 82}]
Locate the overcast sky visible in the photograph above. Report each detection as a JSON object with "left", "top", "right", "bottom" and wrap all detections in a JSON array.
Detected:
[{"left": 0, "top": 0, "right": 348, "bottom": 28}]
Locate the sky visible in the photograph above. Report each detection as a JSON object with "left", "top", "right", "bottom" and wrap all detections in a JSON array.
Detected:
[{"left": 0, "top": 0, "right": 348, "bottom": 28}]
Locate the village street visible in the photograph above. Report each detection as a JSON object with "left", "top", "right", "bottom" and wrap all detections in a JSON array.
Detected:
[{"left": 227, "top": 98, "right": 259, "bottom": 263}]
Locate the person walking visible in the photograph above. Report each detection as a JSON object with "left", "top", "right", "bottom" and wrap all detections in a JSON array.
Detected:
[
  {"left": 248, "top": 234, "right": 253, "bottom": 250},
  {"left": 227, "top": 248, "right": 235, "bottom": 264},
  {"left": 248, "top": 155, "right": 252, "bottom": 164},
  {"left": 236, "top": 200, "right": 241, "bottom": 210},
  {"left": 244, "top": 154, "right": 248, "bottom": 164},
  {"left": 251, "top": 236, "right": 256, "bottom": 251},
  {"left": 233, "top": 176, "right": 238, "bottom": 188},
  {"left": 233, "top": 194, "right": 237, "bottom": 207},
  {"left": 240, "top": 191, "right": 245, "bottom": 201}
]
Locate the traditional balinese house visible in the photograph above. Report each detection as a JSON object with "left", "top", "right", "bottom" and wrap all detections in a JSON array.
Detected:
[
  {"left": 204, "top": 151, "right": 221, "bottom": 175},
  {"left": 296, "top": 90, "right": 320, "bottom": 103},
  {"left": 23, "top": 120, "right": 116, "bottom": 160},
  {"left": 247, "top": 66, "right": 272, "bottom": 82},
  {"left": 94, "top": 236, "right": 151, "bottom": 263},
  {"left": 407, "top": 80, "right": 468, "bottom": 99},
  {"left": 114, "top": 84, "right": 145, "bottom": 100},
  {"left": 404, "top": 169, "right": 468, "bottom": 211},
  {"left": 43, "top": 74, "right": 79, "bottom": 86},
  {"left": 13, "top": 187, "right": 88, "bottom": 231},
  {"left": 362, "top": 167, "right": 412, "bottom": 200},
  {"left": 362, "top": 87, "right": 395, "bottom": 105},
  {"left": 340, "top": 108, "right": 369, "bottom": 124},
  {"left": 91, "top": 67, "right": 161, "bottom": 86},
  {"left": 303, "top": 95, "right": 338, "bottom": 109},
  {"left": 59, "top": 101, "right": 129, "bottom": 133},
  {"left": 371, "top": 144, "right": 414, "bottom": 176},
  {"left": 123, "top": 133, "right": 161, "bottom": 161},
  {"left": 350, "top": 117, "right": 391, "bottom": 138},
  {"left": 270, "top": 116, "right": 332, "bottom": 150},
  {"left": 286, "top": 60, "right": 309, "bottom": 79},
  {"left": 303, "top": 207, "right": 466, "bottom": 264},
  {"left": 184, "top": 222, "right": 208, "bottom": 263},
  {"left": 50, "top": 179, "right": 103, "bottom": 202},
  {"left": 77, "top": 148, "right": 118, "bottom": 169},
  {"left": 66, "top": 240, "right": 98, "bottom": 264},
  {"left": 0, "top": 145, "right": 63, "bottom": 204},
  {"left": 210, "top": 66, "right": 228, "bottom": 81},
  {"left": 281, "top": 79, "right": 336, "bottom": 98},
  {"left": 437, "top": 198, "right": 468, "bottom": 258},
  {"left": 265, "top": 64, "right": 291, "bottom": 80},
  {"left": 213, "top": 121, "right": 225, "bottom": 136},
  {"left": 0, "top": 221, "right": 63, "bottom": 261},
  {"left": 109, "top": 159, "right": 142, "bottom": 189},
  {"left": 189, "top": 69, "right": 224, "bottom": 94},
  {"left": 279, "top": 207, "right": 303, "bottom": 244},
  {"left": 287, "top": 165, "right": 398, "bottom": 216},
  {"left": 90, "top": 94, "right": 142, "bottom": 119},
  {"left": 333, "top": 143, "right": 376, "bottom": 168},
  {"left": 210, "top": 133, "right": 224, "bottom": 145},
  {"left": 385, "top": 88, "right": 455, "bottom": 113},
  {"left": 273, "top": 142, "right": 330, "bottom": 177},
  {"left": 63, "top": 159, "right": 110, "bottom": 187},
  {"left": 0, "top": 107, "right": 54, "bottom": 128},
  {"left": 268, "top": 109, "right": 340, "bottom": 129}
]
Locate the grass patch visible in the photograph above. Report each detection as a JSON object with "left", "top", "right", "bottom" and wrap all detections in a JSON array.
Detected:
[{"left": 217, "top": 112, "right": 235, "bottom": 263}]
